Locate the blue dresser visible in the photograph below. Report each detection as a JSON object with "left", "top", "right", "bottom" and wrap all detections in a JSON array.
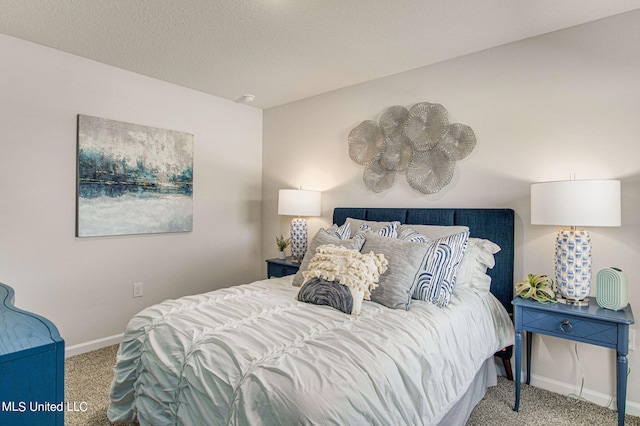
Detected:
[{"left": 0, "top": 282, "right": 65, "bottom": 425}]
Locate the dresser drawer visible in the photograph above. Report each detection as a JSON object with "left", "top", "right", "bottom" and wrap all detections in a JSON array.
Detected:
[{"left": 522, "top": 308, "right": 618, "bottom": 348}]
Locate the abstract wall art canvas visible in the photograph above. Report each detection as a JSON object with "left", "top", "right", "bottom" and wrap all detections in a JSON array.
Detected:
[{"left": 77, "top": 115, "right": 194, "bottom": 237}]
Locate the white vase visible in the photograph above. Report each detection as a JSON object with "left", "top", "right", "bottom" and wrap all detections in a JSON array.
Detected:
[
  {"left": 290, "top": 218, "right": 308, "bottom": 261},
  {"left": 278, "top": 250, "right": 286, "bottom": 260}
]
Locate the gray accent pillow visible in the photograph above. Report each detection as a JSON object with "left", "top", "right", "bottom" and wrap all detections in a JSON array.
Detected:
[
  {"left": 298, "top": 278, "right": 355, "bottom": 315},
  {"left": 291, "top": 230, "right": 365, "bottom": 287},
  {"left": 361, "top": 232, "right": 432, "bottom": 310}
]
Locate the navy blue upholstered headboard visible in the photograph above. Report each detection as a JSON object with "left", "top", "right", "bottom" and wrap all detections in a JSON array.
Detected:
[{"left": 332, "top": 208, "right": 515, "bottom": 314}]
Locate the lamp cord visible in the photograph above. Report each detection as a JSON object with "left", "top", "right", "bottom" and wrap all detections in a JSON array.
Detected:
[
  {"left": 567, "top": 342, "right": 586, "bottom": 402},
  {"left": 566, "top": 342, "right": 631, "bottom": 408}
]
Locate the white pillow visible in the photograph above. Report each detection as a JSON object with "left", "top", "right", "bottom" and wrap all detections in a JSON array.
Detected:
[{"left": 455, "top": 238, "right": 501, "bottom": 296}]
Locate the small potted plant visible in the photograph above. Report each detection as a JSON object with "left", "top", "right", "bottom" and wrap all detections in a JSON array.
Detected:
[
  {"left": 276, "top": 235, "right": 290, "bottom": 260},
  {"left": 516, "top": 274, "right": 557, "bottom": 303}
]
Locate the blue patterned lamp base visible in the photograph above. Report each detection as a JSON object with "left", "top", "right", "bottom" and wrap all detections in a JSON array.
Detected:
[
  {"left": 290, "top": 218, "right": 308, "bottom": 261},
  {"left": 555, "top": 229, "right": 592, "bottom": 305}
]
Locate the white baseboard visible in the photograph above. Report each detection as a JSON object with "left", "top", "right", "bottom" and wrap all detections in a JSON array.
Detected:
[
  {"left": 65, "top": 333, "right": 124, "bottom": 358},
  {"left": 531, "top": 373, "right": 640, "bottom": 418}
]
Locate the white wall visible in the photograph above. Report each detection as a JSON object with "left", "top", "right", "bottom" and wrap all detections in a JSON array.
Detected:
[
  {"left": 0, "top": 35, "right": 264, "bottom": 351},
  {"left": 263, "top": 11, "right": 640, "bottom": 414}
]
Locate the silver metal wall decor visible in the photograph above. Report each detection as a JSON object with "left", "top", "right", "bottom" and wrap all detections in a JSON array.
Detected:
[{"left": 348, "top": 102, "right": 476, "bottom": 194}]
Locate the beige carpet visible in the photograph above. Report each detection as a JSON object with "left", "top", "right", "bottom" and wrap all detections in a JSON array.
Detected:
[
  {"left": 65, "top": 345, "right": 639, "bottom": 425},
  {"left": 468, "top": 376, "right": 640, "bottom": 426},
  {"left": 64, "top": 345, "right": 125, "bottom": 426}
]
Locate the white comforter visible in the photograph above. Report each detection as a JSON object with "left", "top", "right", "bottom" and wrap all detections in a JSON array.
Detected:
[{"left": 108, "top": 276, "right": 514, "bottom": 425}]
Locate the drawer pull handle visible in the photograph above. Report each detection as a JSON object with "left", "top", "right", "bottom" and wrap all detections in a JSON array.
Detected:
[{"left": 559, "top": 320, "right": 573, "bottom": 333}]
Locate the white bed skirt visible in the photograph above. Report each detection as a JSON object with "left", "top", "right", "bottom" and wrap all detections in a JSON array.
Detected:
[{"left": 435, "top": 357, "right": 498, "bottom": 425}]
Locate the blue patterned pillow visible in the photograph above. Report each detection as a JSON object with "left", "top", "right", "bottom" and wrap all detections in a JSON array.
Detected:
[
  {"left": 332, "top": 222, "right": 351, "bottom": 239},
  {"left": 412, "top": 231, "right": 469, "bottom": 307},
  {"left": 397, "top": 226, "right": 430, "bottom": 243},
  {"left": 345, "top": 218, "right": 400, "bottom": 238},
  {"left": 353, "top": 222, "right": 399, "bottom": 239}
]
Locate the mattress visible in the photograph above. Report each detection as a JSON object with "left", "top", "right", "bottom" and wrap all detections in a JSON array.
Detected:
[{"left": 108, "top": 275, "right": 514, "bottom": 425}]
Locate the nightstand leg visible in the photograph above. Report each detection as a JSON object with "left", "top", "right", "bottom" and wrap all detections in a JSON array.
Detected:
[
  {"left": 616, "top": 352, "right": 628, "bottom": 426},
  {"left": 514, "top": 330, "right": 522, "bottom": 412},
  {"left": 526, "top": 331, "right": 532, "bottom": 385}
]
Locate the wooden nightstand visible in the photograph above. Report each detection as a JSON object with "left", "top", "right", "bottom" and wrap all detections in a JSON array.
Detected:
[
  {"left": 266, "top": 257, "right": 300, "bottom": 278},
  {"left": 512, "top": 296, "right": 635, "bottom": 426}
]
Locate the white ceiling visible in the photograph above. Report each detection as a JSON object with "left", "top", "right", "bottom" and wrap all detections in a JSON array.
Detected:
[{"left": 1, "top": 1, "right": 639, "bottom": 109}]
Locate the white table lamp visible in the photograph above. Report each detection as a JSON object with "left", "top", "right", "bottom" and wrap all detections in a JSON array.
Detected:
[
  {"left": 278, "top": 189, "right": 321, "bottom": 261},
  {"left": 530, "top": 179, "right": 621, "bottom": 305}
]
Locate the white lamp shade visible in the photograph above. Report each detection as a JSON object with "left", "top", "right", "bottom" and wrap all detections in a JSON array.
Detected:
[
  {"left": 531, "top": 180, "right": 621, "bottom": 227},
  {"left": 278, "top": 189, "right": 321, "bottom": 217}
]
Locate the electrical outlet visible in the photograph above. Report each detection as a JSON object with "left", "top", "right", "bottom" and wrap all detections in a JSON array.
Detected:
[
  {"left": 630, "top": 329, "right": 636, "bottom": 352},
  {"left": 133, "top": 282, "right": 143, "bottom": 298}
]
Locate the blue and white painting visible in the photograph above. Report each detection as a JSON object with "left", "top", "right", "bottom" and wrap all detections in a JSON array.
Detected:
[{"left": 77, "top": 115, "right": 194, "bottom": 237}]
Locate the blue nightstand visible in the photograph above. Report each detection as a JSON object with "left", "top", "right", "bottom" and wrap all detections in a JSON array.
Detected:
[
  {"left": 266, "top": 257, "right": 300, "bottom": 278},
  {"left": 512, "top": 296, "right": 634, "bottom": 426}
]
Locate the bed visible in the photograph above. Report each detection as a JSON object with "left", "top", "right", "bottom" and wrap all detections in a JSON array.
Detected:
[{"left": 108, "top": 207, "right": 515, "bottom": 425}]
